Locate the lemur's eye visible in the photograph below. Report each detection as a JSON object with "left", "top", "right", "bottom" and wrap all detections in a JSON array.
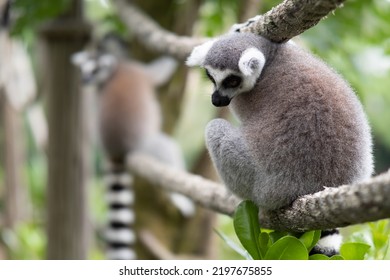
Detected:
[
  {"left": 223, "top": 75, "right": 242, "bottom": 88},
  {"left": 205, "top": 69, "right": 216, "bottom": 85}
]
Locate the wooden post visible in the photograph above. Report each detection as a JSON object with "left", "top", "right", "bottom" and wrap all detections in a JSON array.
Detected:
[{"left": 39, "top": 0, "right": 91, "bottom": 259}]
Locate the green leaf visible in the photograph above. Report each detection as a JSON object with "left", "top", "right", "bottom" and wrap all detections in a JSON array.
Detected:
[
  {"left": 233, "top": 201, "right": 262, "bottom": 260},
  {"left": 369, "top": 220, "right": 390, "bottom": 250},
  {"left": 340, "top": 242, "right": 371, "bottom": 260},
  {"left": 258, "top": 232, "right": 271, "bottom": 259},
  {"left": 299, "top": 230, "right": 322, "bottom": 252},
  {"left": 264, "top": 236, "right": 308, "bottom": 260},
  {"left": 309, "top": 254, "right": 330, "bottom": 260},
  {"left": 329, "top": 255, "right": 344, "bottom": 260},
  {"left": 269, "top": 231, "right": 289, "bottom": 243},
  {"left": 214, "top": 229, "right": 251, "bottom": 260}
]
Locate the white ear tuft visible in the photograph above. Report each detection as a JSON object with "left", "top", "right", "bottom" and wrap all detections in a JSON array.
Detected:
[
  {"left": 144, "top": 56, "right": 178, "bottom": 86},
  {"left": 238, "top": 47, "right": 265, "bottom": 76},
  {"left": 71, "top": 51, "right": 89, "bottom": 66},
  {"left": 99, "top": 54, "right": 116, "bottom": 67},
  {"left": 186, "top": 40, "right": 216, "bottom": 67}
]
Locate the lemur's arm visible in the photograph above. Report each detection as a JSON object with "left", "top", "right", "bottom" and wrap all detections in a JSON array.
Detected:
[{"left": 205, "top": 118, "right": 256, "bottom": 199}]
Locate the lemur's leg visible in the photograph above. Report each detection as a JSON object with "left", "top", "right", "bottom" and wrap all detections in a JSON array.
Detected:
[{"left": 205, "top": 118, "right": 256, "bottom": 199}]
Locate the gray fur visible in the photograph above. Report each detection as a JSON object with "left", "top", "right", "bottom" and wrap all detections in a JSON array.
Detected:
[{"left": 195, "top": 33, "right": 373, "bottom": 210}]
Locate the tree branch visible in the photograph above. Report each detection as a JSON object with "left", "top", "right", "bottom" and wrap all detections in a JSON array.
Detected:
[
  {"left": 127, "top": 153, "right": 240, "bottom": 216},
  {"left": 114, "top": 0, "right": 346, "bottom": 58},
  {"left": 239, "top": 0, "right": 346, "bottom": 42},
  {"left": 128, "top": 153, "right": 390, "bottom": 232},
  {"left": 113, "top": 0, "right": 207, "bottom": 60}
]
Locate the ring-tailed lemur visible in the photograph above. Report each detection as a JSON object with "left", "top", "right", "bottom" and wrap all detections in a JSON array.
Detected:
[
  {"left": 187, "top": 32, "right": 373, "bottom": 256},
  {"left": 72, "top": 49, "right": 195, "bottom": 260}
]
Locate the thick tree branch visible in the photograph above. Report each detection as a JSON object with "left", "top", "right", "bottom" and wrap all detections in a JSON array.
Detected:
[
  {"left": 114, "top": 0, "right": 346, "bottom": 58},
  {"left": 128, "top": 153, "right": 390, "bottom": 232},
  {"left": 260, "top": 171, "right": 390, "bottom": 231},
  {"left": 239, "top": 0, "right": 346, "bottom": 42}
]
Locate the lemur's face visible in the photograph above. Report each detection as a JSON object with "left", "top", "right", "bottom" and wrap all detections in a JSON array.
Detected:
[
  {"left": 186, "top": 34, "right": 266, "bottom": 107},
  {"left": 204, "top": 63, "right": 260, "bottom": 107},
  {"left": 72, "top": 51, "right": 117, "bottom": 85}
]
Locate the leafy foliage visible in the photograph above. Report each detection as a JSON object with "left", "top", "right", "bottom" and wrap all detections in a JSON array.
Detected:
[
  {"left": 1, "top": 223, "right": 46, "bottom": 259},
  {"left": 226, "top": 200, "right": 375, "bottom": 260},
  {"left": 85, "top": 0, "right": 129, "bottom": 38},
  {"left": 340, "top": 242, "right": 371, "bottom": 260},
  {"left": 12, "top": 0, "right": 71, "bottom": 36},
  {"left": 343, "top": 220, "right": 390, "bottom": 260},
  {"left": 197, "top": 0, "right": 238, "bottom": 36},
  {"left": 264, "top": 236, "right": 308, "bottom": 260}
]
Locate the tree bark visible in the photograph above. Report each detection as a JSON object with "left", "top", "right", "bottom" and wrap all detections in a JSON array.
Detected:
[
  {"left": 39, "top": 0, "right": 91, "bottom": 259},
  {"left": 238, "top": 0, "right": 346, "bottom": 42}
]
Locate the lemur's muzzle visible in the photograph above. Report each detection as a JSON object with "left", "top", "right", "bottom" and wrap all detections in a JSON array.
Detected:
[{"left": 212, "top": 91, "right": 231, "bottom": 107}]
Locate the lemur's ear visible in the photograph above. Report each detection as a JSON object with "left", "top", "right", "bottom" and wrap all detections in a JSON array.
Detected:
[
  {"left": 186, "top": 40, "right": 216, "bottom": 67},
  {"left": 144, "top": 56, "right": 178, "bottom": 86},
  {"left": 238, "top": 47, "right": 265, "bottom": 76},
  {"left": 99, "top": 54, "right": 117, "bottom": 67},
  {"left": 71, "top": 51, "right": 89, "bottom": 66}
]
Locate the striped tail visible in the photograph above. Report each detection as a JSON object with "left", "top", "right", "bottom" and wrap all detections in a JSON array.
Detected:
[
  {"left": 309, "top": 229, "right": 342, "bottom": 257},
  {"left": 104, "top": 168, "right": 136, "bottom": 259}
]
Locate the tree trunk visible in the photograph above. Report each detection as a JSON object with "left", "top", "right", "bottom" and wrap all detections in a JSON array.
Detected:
[
  {"left": 0, "top": 28, "right": 29, "bottom": 243},
  {"left": 39, "top": 0, "right": 91, "bottom": 259},
  {"left": 0, "top": 93, "right": 28, "bottom": 230}
]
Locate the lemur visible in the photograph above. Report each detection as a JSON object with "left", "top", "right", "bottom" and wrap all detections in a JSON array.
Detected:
[
  {"left": 72, "top": 48, "right": 195, "bottom": 260},
  {"left": 187, "top": 32, "right": 373, "bottom": 256}
]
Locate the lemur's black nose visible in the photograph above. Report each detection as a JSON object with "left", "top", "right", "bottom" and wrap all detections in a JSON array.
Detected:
[{"left": 212, "top": 91, "right": 231, "bottom": 107}]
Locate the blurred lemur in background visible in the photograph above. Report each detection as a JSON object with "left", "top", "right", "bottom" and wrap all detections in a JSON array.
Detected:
[
  {"left": 72, "top": 35, "right": 195, "bottom": 260},
  {"left": 187, "top": 30, "right": 373, "bottom": 256}
]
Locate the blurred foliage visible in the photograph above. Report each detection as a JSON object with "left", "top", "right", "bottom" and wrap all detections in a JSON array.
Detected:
[
  {"left": 2, "top": 0, "right": 390, "bottom": 260},
  {"left": 343, "top": 220, "right": 390, "bottom": 260},
  {"left": 84, "top": 0, "right": 128, "bottom": 39},
  {"left": 0, "top": 168, "right": 4, "bottom": 212},
  {"left": 196, "top": 0, "right": 238, "bottom": 36},
  {"left": 11, "top": 0, "right": 71, "bottom": 36},
  {"left": 1, "top": 223, "right": 46, "bottom": 259},
  {"left": 25, "top": 153, "right": 47, "bottom": 219}
]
